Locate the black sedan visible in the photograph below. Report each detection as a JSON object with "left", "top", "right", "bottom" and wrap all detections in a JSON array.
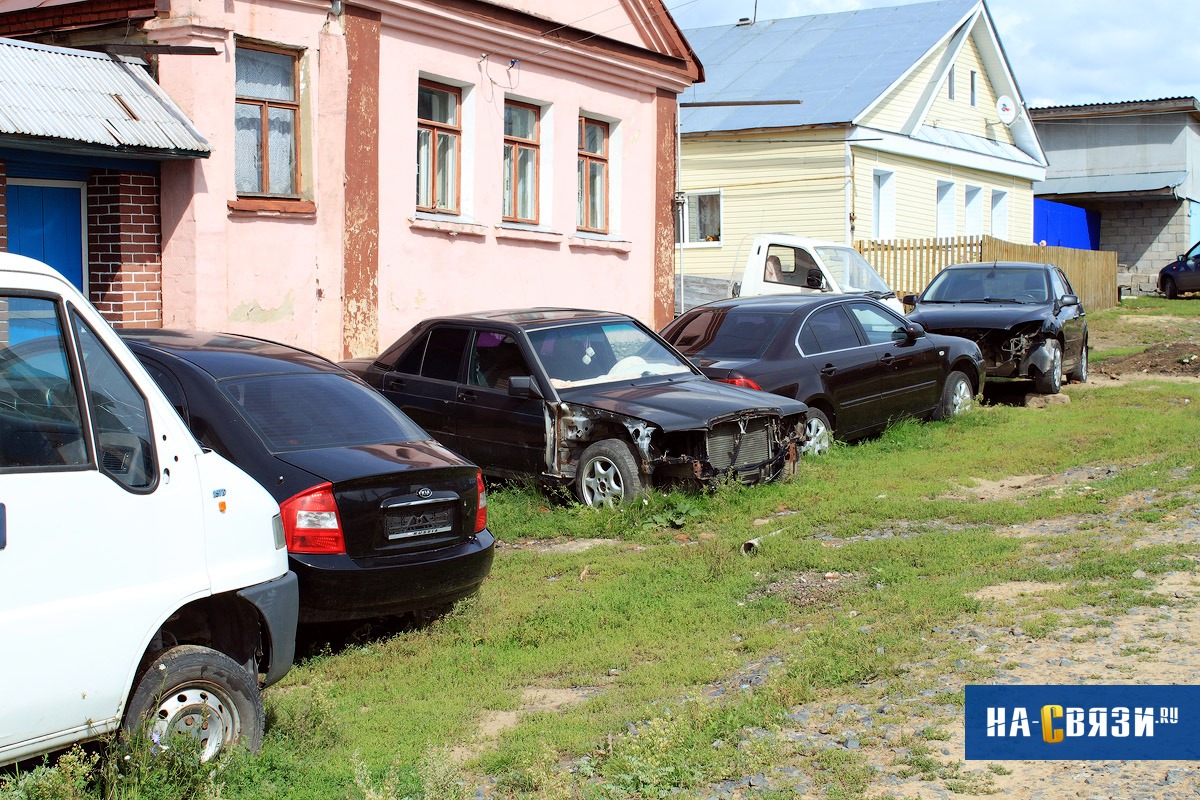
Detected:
[
  {"left": 904, "top": 262, "right": 1087, "bottom": 394},
  {"left": 122, "top": 330, "right": 495, "bottom": 624},
  {"left": 1160, "top": 240, "right": 1200, "bottom": 298},
  {"left": 342, "top": 309, "right": 808, "bottom": 507},
  {"left": 660, "top": 295, "right": 983, "bottom": 455}
]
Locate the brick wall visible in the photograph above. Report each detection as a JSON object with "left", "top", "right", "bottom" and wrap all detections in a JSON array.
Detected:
[
  {"left": 1095, "top": 199, "right": 1189, "bottom": 295},
  {"left": 0, "top": 0, "right": 155, "bottom": 38},
  {"left": 88, "top": 170, "right": 163, "bottom": 328}
]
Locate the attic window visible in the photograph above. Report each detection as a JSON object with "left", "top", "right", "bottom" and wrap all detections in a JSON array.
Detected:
[
  {"left": 111, "top": 94, "right": 139, "bottom": 121},
  {"left": 947, "top": 65, "right": 955, "bottom": 101},
  {"left": 970, "top": 71, "right": 978, "bottom": 106}
]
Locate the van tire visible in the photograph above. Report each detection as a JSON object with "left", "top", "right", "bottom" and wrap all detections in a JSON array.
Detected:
[{"left": 123, "top": 645, "right": 264, "bottom": 761}]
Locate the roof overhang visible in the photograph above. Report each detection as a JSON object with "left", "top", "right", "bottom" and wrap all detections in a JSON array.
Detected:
[
  {"left": 850, "top": 126, "right": 1046, "bottom": 182},
  {"left": 1034, "top": 170, "right": 1188, "bottom": 201}
]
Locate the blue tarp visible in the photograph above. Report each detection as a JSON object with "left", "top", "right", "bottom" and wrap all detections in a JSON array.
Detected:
[{"left": 1034, "top": 198, "right": 1099, "bottom": 250}]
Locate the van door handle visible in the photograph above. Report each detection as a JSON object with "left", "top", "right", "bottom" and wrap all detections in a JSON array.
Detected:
[{"left": 1, "top": 503, "right": 6, "bottom": 551}]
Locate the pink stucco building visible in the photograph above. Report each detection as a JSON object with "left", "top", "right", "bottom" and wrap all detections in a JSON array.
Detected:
[{"left": 0, "top": 0, "right": 700, "bottom": 358}]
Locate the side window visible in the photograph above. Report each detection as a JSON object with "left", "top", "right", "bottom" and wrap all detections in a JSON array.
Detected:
[
  {"left": 420, "top": 327, "right": 470, "bottom": 382},
  {"left": 0, "top": 296, "right": 88, "bottom": 470},
  {"left": 765, "top": 246, "right": 819, "bottom": 286},
  {"left": 803, "top": 306, "right": 862, "bottom": 353},
  {"left": 848, "top": 303, "right": 906, "bottom": 345},
  {"left": 468, "top": 331, "right": 530, "bottom": 391},
  {"left": 139, "top": 359, "right": 188, "bottom": 423},
  {"left": 73, "top": 314, "right": 157, "bottom": 491},
  {"left": 394, "top": 332, "right": 428, "bottom": 375},
  {"left": 1053, "top": 269, "right": 1074, "bottom": 298}
]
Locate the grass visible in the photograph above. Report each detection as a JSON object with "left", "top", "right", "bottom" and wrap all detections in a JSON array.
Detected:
[{"left": 5, "top": 305, "right": 1200, "bottom": 799}]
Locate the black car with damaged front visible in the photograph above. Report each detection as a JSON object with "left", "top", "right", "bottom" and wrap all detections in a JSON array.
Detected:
[
  {"left": 904, "top": 262, "right": 1087, "bottom": 394},
  {"left": 122, "top": 330, "right": 495, "bottom": 624},
  {"left": 342, "top": 309, "right": 808, "bottom": 507}
]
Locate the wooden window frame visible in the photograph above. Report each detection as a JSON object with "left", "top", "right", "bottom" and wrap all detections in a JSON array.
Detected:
[
  {"left": 503, "top": 101, "right": 541, "bottom": 224},
  {"left": 417, "top": 80, "right": 463, "bottom": 215},
  {"left": 235, "top": 42, "right": 301, "bottom": 199},
  {"left": 577, "top": 117, "right": 610, "bottom": 234}
]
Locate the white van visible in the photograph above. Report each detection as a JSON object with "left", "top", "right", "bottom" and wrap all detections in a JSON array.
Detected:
[{"left": 0, "top": 254, "right": 297, "bottom": 764}]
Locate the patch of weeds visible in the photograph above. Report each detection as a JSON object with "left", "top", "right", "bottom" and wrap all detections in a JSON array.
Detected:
[
  {"left": 0, "top": 746, "right": 98, "bottom": 800},
  {"left": 266, "top": 687, "right": 342, "bottom": 749},
  {"left": 809, "top": 748, "right": 870, "bottom": 800},
  {"left": 896, "top": 744, "right": 998, "bottom": 795},
  {"left": 987, "top": 763, "right": 1012, "bottom": 775},
  {"left": 920, "top": 727, "right": 952, "bottom": 741},
  {"left": 416, "top": 746, "right": 466, "bottom": 800},
  {"left": 641, "top": 495, "right": 702, "bottom": 530},
  {"left": 1133, "top": 511, "right": 1167, "bottom": 523},
  {"left": 350, "top": 752, "right": 407, "bottom": 800},
  {"left": 1022, "top": 612, "right": 1063, "bottom": 639}
]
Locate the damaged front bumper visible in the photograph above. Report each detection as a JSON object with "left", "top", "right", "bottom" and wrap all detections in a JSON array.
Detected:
[
  {"left": 548, "top": 402, "right": 807, "bottom": 487},
  {"left": 979, "top": 330, "right": 1055, "bottom": 380}
]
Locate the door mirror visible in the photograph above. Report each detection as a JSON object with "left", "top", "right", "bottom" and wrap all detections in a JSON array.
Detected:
[
  {"left": 1060, "top": 294, "right": 1079, "bottom": 308},
  {"left": 902, "top": 293, "right": 918, "bottom": 307},
  {"left": 806, "top": 268, "right": 826, "bottom": 290},
  {"left": 894, "top": 322, "right": 926, "bottom": 342},
  {"left": 507, "top": 375, "right": 542, "bottom": 399}
]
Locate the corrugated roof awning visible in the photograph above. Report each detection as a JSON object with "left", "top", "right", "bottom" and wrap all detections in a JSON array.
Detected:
[
  {"left": 0, "top": 36, "right": 209, "bottom": 160},
  {"left": 1034, "top": 171, "right": 1187, "bottom": 199}
]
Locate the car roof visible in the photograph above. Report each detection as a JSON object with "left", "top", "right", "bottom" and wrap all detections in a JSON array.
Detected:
[
  {"left": 942, "top": 261, "right": 1053, "bottom": 270},
  {"left": 121, "top": 329, "right": 341, "bottom": 379},
  {"left": 683, "top": 293, "right": 874, "bottom": 314},
  {"left": 420, "top": 308, "right": 634, "bottom": 330}
]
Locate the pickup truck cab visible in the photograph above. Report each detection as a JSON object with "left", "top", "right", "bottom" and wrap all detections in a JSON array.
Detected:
[
  {"left": 0, "top": 253, "right": 298, "bottom": 765},
  {"left": 734, "top": 235, "right": 904, "bottom": 314}
]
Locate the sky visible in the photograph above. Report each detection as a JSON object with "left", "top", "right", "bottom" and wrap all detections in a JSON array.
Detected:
[{"left": 664, "top": 0, "right": 1200, "bottom": 108}]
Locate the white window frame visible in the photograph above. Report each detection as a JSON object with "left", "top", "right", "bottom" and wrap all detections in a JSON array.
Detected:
[
  {"left": 947, "top": 65, "right": 956, "bottom": 101},
  {"left": 936, "top": 180, "right": 956, "bottom": 239},
  {"left": 872, "top": 170, "right": 896, "bottom": 240},
  {"left": 969, "top": 70, "right": 978, "bottom": 106},
  {"left": 964, "top": 185, "right": 983, "bottom": 236},
  {"left": 675, "top": 189, "right": 723, "bottom": 247},
  {"left": 991, "top": 189, "right": 1009, "bottom": 238}
]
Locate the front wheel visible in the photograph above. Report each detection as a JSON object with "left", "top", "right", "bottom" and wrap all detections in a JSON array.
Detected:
[
  {"left": 1163, "top": 276, "right": 1179, "bottom": 299},
  {"left": 575, "top": 439, "right": 646, "bottom": 508},
  {"left": 1033, "top": 339, "right": 1063, "bottom": 395},
  {"left": 934, "top": 371, "right": 973, "bottom": 420},
  {"left": 123, "top": 645, "right": 264, "bottom": 761}
]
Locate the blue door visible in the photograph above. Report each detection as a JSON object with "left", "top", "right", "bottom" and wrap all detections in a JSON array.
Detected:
[{"left": 6, "top": 182, "right": 85, "bottom": 290}]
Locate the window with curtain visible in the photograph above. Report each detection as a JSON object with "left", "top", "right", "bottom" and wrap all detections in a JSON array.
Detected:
[
  {"left": 503, "top": 102, "right": 540, "bottom": 223},
  {"left": 417, "top": 82, "right": 461, "bottom": 213},
  {"left": 674, "top": 191, "right": 721, "bottom": 244},
  {"left": 577, "top": 117, "right": 609, "bottom": 233},
  {"left": 235, "top": 44, "right": 300, "bottom": 197}
]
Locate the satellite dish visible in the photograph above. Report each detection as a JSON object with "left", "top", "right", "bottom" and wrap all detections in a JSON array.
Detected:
[{"left": 996, "top": 95, "right": 1017, "bottom": 126}]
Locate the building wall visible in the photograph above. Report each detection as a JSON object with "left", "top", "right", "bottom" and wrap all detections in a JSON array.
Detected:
[
  {"left": 146, "top": 0, "right": 690, "bottom": 359},
  {"left": 87, "top": 170, "right": 162, "bottom": 328},
  {"left": 1036, "top": 114, "right": 1188, "bottom": 184},
  {"left": 1092, "top": 198, "right": 1190, "bottom": 294},
  {"left": 851, "top": 148, "right": 1033, "bottom": 242},
  {"left": 927, "top": 32, "right": 1014, "bottom": 146},
  {"left": 675, "top": 133, "right": 848, "bottom": 280},
  {"left": 860, "top": 40, "right": 944, "bottom": 133}
]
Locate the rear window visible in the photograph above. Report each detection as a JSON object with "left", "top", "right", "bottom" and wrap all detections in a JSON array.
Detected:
[
  {"left": 665, "top": 310, "right": 788, "bottom": 359},
  {"left": 220, "top": 373, "right": 427, "bottom": 452}
]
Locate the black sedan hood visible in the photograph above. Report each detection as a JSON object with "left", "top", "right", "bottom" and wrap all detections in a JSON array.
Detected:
[
  {"left": 910, "top": 303, "right": 1049, "bottom": 332},
  {"left": 561, "top": 377, "right": 806, "bottom": 432},
  {"left": 272, "top": 438, "right": 474, "bottom": 485}
]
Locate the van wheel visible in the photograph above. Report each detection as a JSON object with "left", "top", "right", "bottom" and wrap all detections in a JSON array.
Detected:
[
  {"left": 576, "top": 439, "right": 646, "bottom": 507},
  {"left": 123, "top": 645, "right": 263, "bottom": 761}
]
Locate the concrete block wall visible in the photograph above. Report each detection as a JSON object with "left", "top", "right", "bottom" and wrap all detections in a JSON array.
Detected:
[{"left": 1098, "top": 199, "right": 1190, "bottom": 295}]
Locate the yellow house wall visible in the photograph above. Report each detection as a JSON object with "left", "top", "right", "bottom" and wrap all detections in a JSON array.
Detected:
[
  {"left": 927, "top": 33, "right": 1015, "bottom": 146},
  {"left": 676, "top": 133, "right": 849, "bottom": 279},
  {"left": 851, "top": 148, "right": 1033, "bottom": 243},
  {"left": 860, "top": 43, "right": 944, "bottom": 133}
]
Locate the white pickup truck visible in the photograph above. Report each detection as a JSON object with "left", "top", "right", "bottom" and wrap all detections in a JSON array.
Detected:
[
  {"left": 0, "top": 253, "right": 298, "bottom": 765},
  {"left": 733, "top": 235, "right": 904, "bottom": 314}
]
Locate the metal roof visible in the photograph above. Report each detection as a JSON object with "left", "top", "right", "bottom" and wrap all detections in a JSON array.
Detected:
[
  {"left": 0, "top": 36, "right": 209, "bottom": 159},
  {"left": 913, "top": 125, "right": 1042, "bottom": 167},
  {"left": 1034, "top": 171, "right": 1188, "bottom": 198},
  {"left": 679, "top": 0, "right": 978, "bottom": 134}
]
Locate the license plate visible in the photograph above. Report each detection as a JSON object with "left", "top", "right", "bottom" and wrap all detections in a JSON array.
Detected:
[{"left": 385, "top": 506, "right": 453, "bottom": 539}]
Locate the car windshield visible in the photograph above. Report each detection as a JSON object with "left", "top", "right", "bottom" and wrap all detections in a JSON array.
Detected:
[
  {"left": 527, "top": 320, "right": 693, "bottom": 389},
  {"left": 664, "top": 309, "right": 788, "bottom": 359},
  {"left": 814, "top": 247, "right": 892, "bottom": 294},
  {"left": 221, "top": 372, "right": 427, "bottom": 452},
  {"left": 922, "top": 266, "right": 1048, "bottom": 304}
]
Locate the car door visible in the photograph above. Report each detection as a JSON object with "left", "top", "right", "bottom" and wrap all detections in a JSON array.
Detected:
[
  {"left": 453, "top": 329, "right": 547, "bottom": 475},
  {"left": 377, "top": 326, "right": 468, "bottom": 453},
  {"left": 1179, "top": 242, "right": 1200, "bottom": 292},
  {"left": 0, "top": 296, "right": 207, "bottom": 751},
  {"left": 846, "top": 300, "right": 942, "bottom": 420},
  {"left": 796, "top": 304, "right": 881, "bottom": 436},
  {"left": 1051, "top": 268, "right": 1086, "bottom": 368}
]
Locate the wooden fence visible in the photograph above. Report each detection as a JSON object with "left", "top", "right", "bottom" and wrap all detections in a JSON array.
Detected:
[{"left": 855, "top": 236, "right": 1119, "bottom": 311}]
